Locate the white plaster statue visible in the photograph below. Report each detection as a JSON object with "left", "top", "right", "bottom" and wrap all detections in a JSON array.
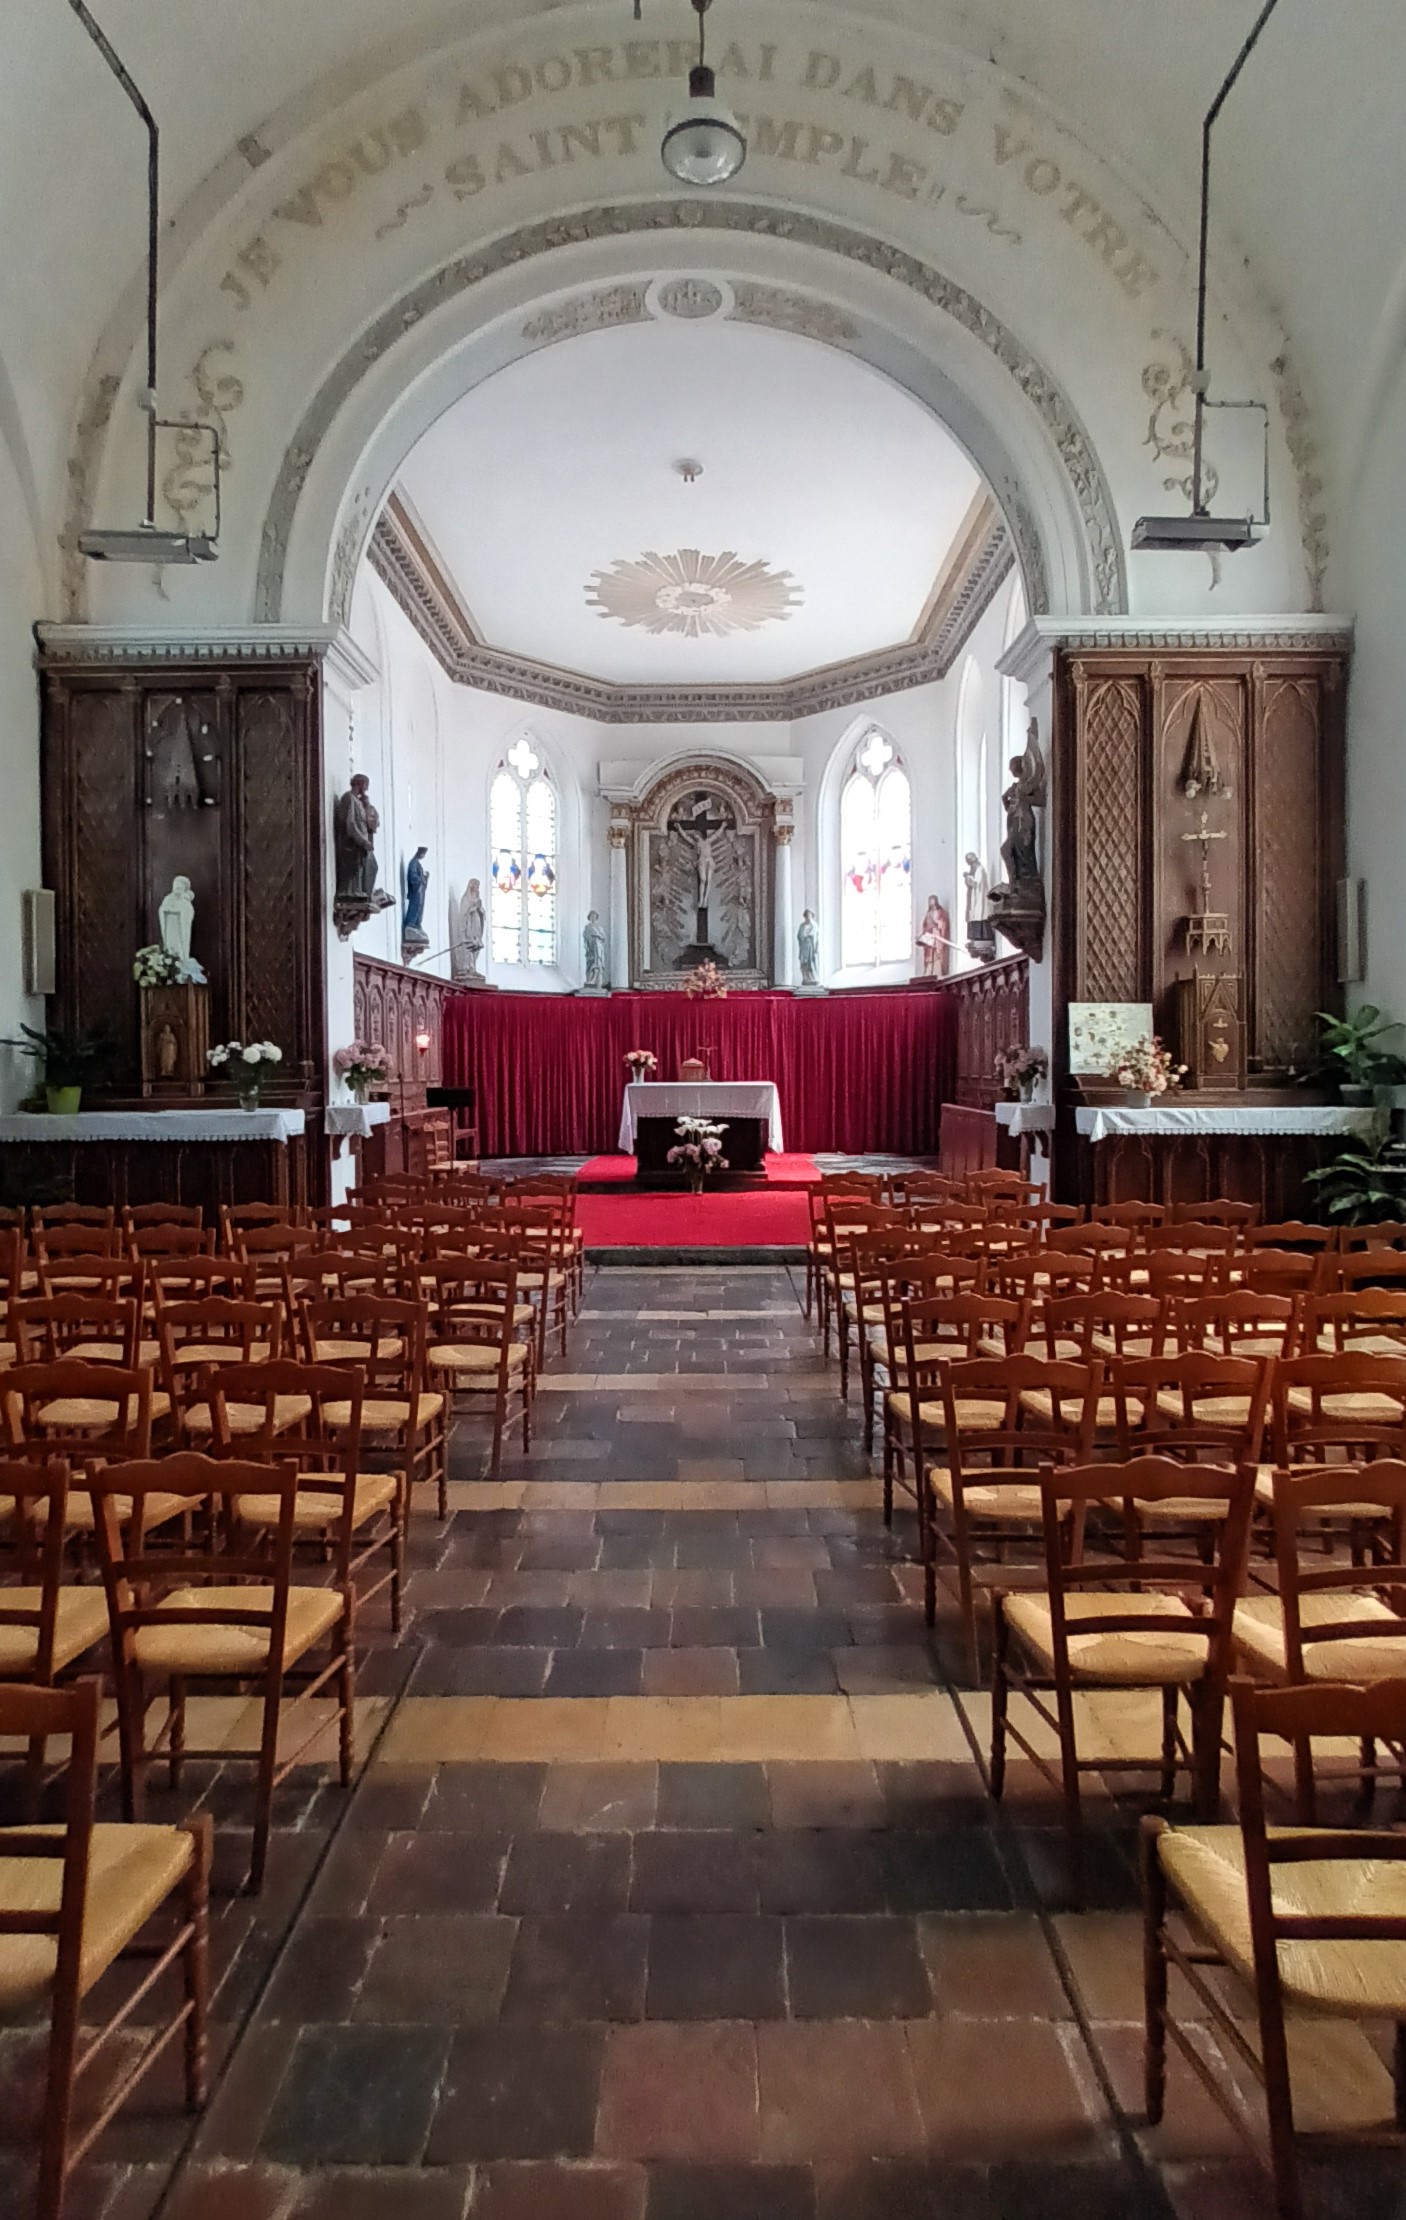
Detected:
[
  {"left": 452, "top": 879, "right": 486, "bottom": 984},
  {"left": 963, "top": 853, "right": 990, "bottom": 924},
  {"left": 797, "top": 910, "right": 819, "bottom": 986},
  {"left": 158, "top": 875, "right": 195, "bottom": 964},
  {"left": 583, "top": 909, "right": 608, "bottom": 989}
]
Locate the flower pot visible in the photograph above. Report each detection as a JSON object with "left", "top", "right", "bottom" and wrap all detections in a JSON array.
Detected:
[
  {"left": 1125, "top": 1090, "right": 1152, "bottom": 1109},
  {"left": 688, "top": 1172, "right": 704, "bottom": 1195},
  {"left": 348, "top": 1079, "right": 371, "bottom": 1106},
  {"left": 45, "top": 1085, "right": 81, "bottom": 1115},
  {"left": 1340, "top": 1083, "right": 1375, "bottom": 1106},
  {"left": 1018, "top": 1081, "right": 1038, "bottom": 1102},
  {"left": 238, "top": 1088, "right": 262, "bottom": 1114}
]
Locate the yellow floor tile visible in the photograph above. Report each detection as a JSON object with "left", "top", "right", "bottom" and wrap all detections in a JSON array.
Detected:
[
  {"left": 849, "top": 1693, "right": 972, "bottom": 1762},
  {"left": 479, "top": 1697, "right": 609, "bottom": 1760},
  {"left": 712, "top": 1695, "right": 861, "bottom": 1763},
  {"left": 601, "top": 1696, "right": 725, "bottom": 1761},
  {"left": 373, "top": 1697, "right": 497, "bottom": 1764},
  {"left": 519, "top": 1481, "right": 601, "bottom": 1508},
  {"left": 442, "top": 1480, "right": 527, "bottom": 1511}
]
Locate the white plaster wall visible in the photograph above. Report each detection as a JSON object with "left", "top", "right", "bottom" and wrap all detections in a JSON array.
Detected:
[
  {"left": 1345, "top": 357, "right": 1406, "bottom": 1016},
  {"left": 0, "top": 414, "right": 48, "bottom": 1109}
]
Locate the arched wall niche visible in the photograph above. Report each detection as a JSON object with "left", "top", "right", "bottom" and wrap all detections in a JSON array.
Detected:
[{"left": 65, "top": 0, "right": 1321, "bottom": 633}]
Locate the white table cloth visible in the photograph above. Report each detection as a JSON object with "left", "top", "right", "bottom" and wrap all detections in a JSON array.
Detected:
[
  {"left": 619, "top": 1082, "right": 784, "bottom": 1154},
  {"left": 0, "top": 1108, "right": 306, "bottom": 1144},
  {"left": 1074, "top": 1104, "right": 1381, "bottom": 1145},
  {"left": 324, "top": 1103, "right": 391, "bottom": 1138},
  {"left": 994, "top": 1102, "right": 1056, "bottom": 1136}
]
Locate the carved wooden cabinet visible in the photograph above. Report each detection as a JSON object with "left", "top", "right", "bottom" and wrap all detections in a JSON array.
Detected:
[{"left": 39, "top": 651, "right": 327, "bottom": 1087}]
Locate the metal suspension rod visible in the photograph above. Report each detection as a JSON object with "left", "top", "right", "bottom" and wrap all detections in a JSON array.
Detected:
[
  {"left": 68, "top": 0, "right": 160, "bottom": 527},
  {"left": 1190, "top": 0, "right": 1282, "bottom": 513}
]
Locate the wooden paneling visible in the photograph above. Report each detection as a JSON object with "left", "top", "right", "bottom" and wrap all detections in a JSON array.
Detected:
[
  {"left": 934, "top": 956, "right": 1030, "bottom": 1109},
  {"left": 353, "top": 955, "right": 451, "bottom": 1104},
  {"left": 1076, "top": 1127, "right": 1340, "bottom": 1220}
]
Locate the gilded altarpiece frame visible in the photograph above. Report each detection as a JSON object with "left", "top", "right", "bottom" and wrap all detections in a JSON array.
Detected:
[{"left": 625, "top": 761, "right": 777, "bottom": 992}]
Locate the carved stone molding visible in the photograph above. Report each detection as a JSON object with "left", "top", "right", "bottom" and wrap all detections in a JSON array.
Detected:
[
  {"left": 37, "top": 623, "right": 377, "bottom": 690},
  {"left": 251, "top": 199, "right": 1125, "bottom": 625},
  {"left": 368, "top": 495, "right": 1014, "bottom": 724}
]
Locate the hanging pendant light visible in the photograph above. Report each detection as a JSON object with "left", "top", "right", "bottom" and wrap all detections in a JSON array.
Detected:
[{"left": 660, "top": 0, "right": 746, "bottom": 185}]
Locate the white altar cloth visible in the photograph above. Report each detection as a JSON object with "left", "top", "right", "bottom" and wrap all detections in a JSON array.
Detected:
[
  {"left": 325, "top": 1103, "right": 391, "bottom": 1139},
  {"left": 1075, "top": 1104, "right": 1381, "bottom": 1145},
  {"left": 619, "top": 1082, "right": 784, "bottom": 1154},
  {"left": 994, "top": 1102, "right": 1056, "bottom": 1136},
  {"left": 0, "top": 1109, "right": 306, "bottom": 1144}
]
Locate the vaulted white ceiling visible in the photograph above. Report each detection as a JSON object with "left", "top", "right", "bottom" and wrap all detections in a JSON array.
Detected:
[{"left": 394, "top": 316, "right": 984, "bottom": 683}]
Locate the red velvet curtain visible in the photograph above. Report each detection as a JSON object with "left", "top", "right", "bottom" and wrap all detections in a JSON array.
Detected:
[{"left": 442, "top": 989, "right": 956, "bottom": 1157}]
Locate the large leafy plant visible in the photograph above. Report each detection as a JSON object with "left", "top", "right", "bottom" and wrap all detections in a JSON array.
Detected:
[
  {"left": 1305, "top": 1134, "right": 1406, "bottom": 1224},
  {"left": 1315, "top": 1005, "right": 1402, "bottom": 1087},
  {"left": 5, "top": 1022, "right": 122, "bottom": 1091}
]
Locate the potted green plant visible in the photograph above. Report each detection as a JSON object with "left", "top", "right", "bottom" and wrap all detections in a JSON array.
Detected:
[
  {"left": 1316, "top": 1005, "right": 1402, "bottom": 1104},
  {"left": 4, "top": 1022, "right": 120, "bottom": 1114},
  {"left": 1305, "top": 1133, "right": 1406, "bottom": 1224}
]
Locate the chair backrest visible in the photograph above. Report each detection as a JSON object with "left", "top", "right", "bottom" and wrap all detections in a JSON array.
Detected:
[
  {"left": 1270, "top": 1351, "right": 1406, "bottom": 1463},
  {"left": 0, "top": 1361, "right": 153, "bottom": 1463},
  {"left": 156, "top": 1297, "right": 285, "bottom": 1400},
  {"left": 1234, "top": 1246, "right": 1326, "bottom": 1295},
  {"left": 0, "top": 1458, "right": 72, "bottom": 1673},
  {"left": 1165, "top": 1288, "right": 1298, "bottom": 1359},
  {"left": 1037, "top": 1455, "right": 1255, "bottom": 1681},
  {"left": 1303, "top": 1285, "right": 1406, "bottom": 1355},
  {"left": 32, "top": 1223, "right": 125, "bottom": 1260},
  {"left": 1228, "top": 1678, "right": 1406, "bottom": 1984},
  {"left": 32, "top": 1205, "right": 114, "bottom": 1231},
  {"left": 1099, "top": 1249, "right": 1222, "bottom": 1301},
  {"left": 900, "top": 1293, "right": 1028, "bottom": 1395},
  {"left": 283, "top": 1246, "right": 398, "bottom": 1305},
  {"left": 1144, "top": 1221, "right": 1240, "bottom": 1255},
  {"left": 1265, "top": 1460, "right": 1406, "bottom": 1681},
  {"left": 966, "top": 1172, "right": 1040, "bottom": 1201},
  {"left": 124, "top": 1203, "right": 204, "bottom": 1231},
  {"left": 1091, "top": 1199, "right": 1167, "bottom": 1229},
  {"left": 34, "top": 1252, "right": 142, "bottom": 1303},
  {"left": 1042, "top": 1289, "right": 1162, "bottom": 1359},
  {"left": 1336, "top": 1221, "right": 1406, "bottom": 1252},
  {"left": 300, "top": 1292, "right": 425, "bottom": 1395},
  {"left": 1247, "top": 1220, "right": 1337, "bottom": 1253},
  {"left": 1170, "top": 1199, "right": 1260, "bottom": 1228},
  {"left": 991, "top": 1202, "right": 1084, "bottom": 1233},
  {"left": 9, "top": 1293, "right": 141, "bottom": 1366},
  {"left": 231, "top": 1221, "right": 318, "bottom": 1260},
  {"left": 90, "top": 1452, "right": 304, "bottom": 1645},
  {"left": 128, "top": 1223, "right": 215, "bottom": 1259},
  {"left": 1336, "top": 1249, "right": 1406, "bottom": 1291},
  {"left": 0, "top": 1680, "right": 100, "bottom": 1988},
  {"left": 942, "top": 1353, "right": 1103, "bottom": 1472},
  {"left": 147, "top": 1254, "right": 252, "bottom": 1305},
  {"left": 1110, "top": 1349, "right": 1271, "bottom": 1464},
  {"left": 993, "top": 1252, "right": 1097, "bottom": 1305},
  {"left": 1043, "top": 1222, "right": 1134, "bottom": 1257}
]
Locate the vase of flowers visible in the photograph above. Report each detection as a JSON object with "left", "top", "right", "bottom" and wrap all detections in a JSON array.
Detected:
[
  {"left": 684, "top": 961, "right": 728, "bottom": 1000},
  {"left": 132, "top": 945, "right": 207, "bottom": 988},
  {"left": 333, "top": 1040, "right": 391, "bottom": 1105},
  {"left": 667, "top": 1115, "right": 729, "bottom": 1193},
  {"left": 209, "top": 1038, "right": 283, "bottom": 1111},
  {"left": 1109, "top": 1035, "right": 1185, "bottom": 1106},
  {"left": 993, "top": 1043, "right": 1049, "bottom": 1103},
  {"left": 623, "top": 1049, "right": 658, "bottom": 1083}
]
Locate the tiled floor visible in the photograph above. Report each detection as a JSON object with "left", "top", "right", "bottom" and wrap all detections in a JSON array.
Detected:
[{"left": 7, "top": 1265, "right": 1402, "bottom": 2219}]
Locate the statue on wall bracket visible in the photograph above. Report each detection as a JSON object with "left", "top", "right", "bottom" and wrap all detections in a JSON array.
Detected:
[
  {"left": 333, "top": 774, "right": 395, "bottom": 941},
  {"left": 987, "top": 721, "right": 1047, "bottom": 963}
]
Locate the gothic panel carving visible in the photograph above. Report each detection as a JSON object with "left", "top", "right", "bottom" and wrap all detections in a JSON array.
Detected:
[
  {"left": 237, "top": 690, "right": 303, "bottom": 1061},
  {"left": 1255, "top": 676, "right": 1324, "bottom": 1070},
  {"left": 1078, "top": 677, "right": 1144, "bottom": 1001},
  {"left": 940, "top": 957, "right": 1030, "bottom": 1108},
  {"left": 67, "top": 689, "right": 141, "bottom": 1064}
]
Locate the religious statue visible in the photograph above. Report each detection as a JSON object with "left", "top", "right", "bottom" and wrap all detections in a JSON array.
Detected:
[
  {"left": 963, "top": 853, "right": 990, "bottom": 925},
  {"left": 987, "top": 720, "right": 1048, "bottom": 961},
  {"left": 797, "top": 909, "right": 819, "bottom": 986},
  {"left": 916, "top": 895, "right": 951, "bottom": 979},
  {"left": 155, "top": 1022, "right": 178, "bottom": 1079},
  {"left": 333, "top": 774, "right": 395, "bottom": 938},
  {"left": 583, "top": 909, "right": 608, "bottom": 990},
  {"left": 452, "top": 879, "right": 486, "bottom": 985},
  {"left": 653, "top": 790, "right": 753, "bottom": 973},
  {"left": 999, "top": 721, "right": 1047, "bottom": 887},
  {"left": 158, "top": 874, "right": 195, "bottom": 965},
  {"left": 402, "top": 847, "right": 429, "bottom": 961}
]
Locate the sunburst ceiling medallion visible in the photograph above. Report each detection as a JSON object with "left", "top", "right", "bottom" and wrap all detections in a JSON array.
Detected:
[{"left": 585, "top": 549, "right": 803, "bottom": 639}]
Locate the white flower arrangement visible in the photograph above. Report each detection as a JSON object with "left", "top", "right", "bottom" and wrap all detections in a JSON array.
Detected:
[
  {"left": 209, "top": 1039, "right": 284, "bottom": 1098},
  {"left": 666, "top": 1114, "right": 729, "bottom": 1179},
  {"left": 133, "top": 944, "right": 207, "bottom": 988}
]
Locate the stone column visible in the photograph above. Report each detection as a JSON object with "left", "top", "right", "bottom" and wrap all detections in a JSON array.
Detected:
[
  {"left": 774, "top": 822, "right": 796, "bottom": 988},
  {"left": 607, "top": 818, "right": 630, "bottom": 992}
]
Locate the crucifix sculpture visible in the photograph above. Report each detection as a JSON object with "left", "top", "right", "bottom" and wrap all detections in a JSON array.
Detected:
[
  {"left": 671, "top": 792, "right": 732, "bottom": 945},
  {"left": 1181, "top": 808, "right": 1233, "bottom": 955}
]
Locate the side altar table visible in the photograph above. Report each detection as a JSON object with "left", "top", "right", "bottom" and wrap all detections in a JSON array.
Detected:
[
  {"left": 619, "top": 1082, "right": 784, "bottom": 1178},
  {"left": 0, "top": 1107, "right": 309, "bottom": 1215},
  {"left": 1070, "top": 1101, "right": 1381, "bottom": 1215}
]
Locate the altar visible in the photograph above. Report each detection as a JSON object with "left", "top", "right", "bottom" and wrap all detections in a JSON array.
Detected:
[
  {"left": 0, "top": 1107, "right": 310, "bottom": 1214},
  {"left": 619, "top": 1081, "right": 784, "bottom": 1177},
  {"left": 1070, "top": 1100, "right": 1381, "bottom": 1216}
]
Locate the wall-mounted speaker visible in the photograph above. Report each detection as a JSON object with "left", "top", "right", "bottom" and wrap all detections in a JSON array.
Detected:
[
  {"left": 22, "top": 889, "right": 56, "bottom": 997},
  {"left": 1336, "top": 877, "right": 1366, "bottom": 985}
]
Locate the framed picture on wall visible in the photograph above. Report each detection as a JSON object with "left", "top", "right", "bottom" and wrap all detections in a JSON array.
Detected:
[{"left": 1068, "top": 1001, "right": 1155, "bottom": 1076}]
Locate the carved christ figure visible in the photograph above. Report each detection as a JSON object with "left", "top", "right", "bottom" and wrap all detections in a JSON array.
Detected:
[{"left": 679, "top": 826, "right": 723, "bottom": 913}]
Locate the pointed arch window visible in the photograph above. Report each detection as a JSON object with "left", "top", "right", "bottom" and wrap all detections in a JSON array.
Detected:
[
  {"left": 840, "top": 727, "right": 912, "bottom": 969},
  {"left": 491, "top": 737, "right": 557, "bottom": 967}
]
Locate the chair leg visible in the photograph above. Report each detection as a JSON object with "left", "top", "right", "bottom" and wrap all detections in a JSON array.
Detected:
[
  {"left": 990, "top": 1600, "right": 1010, "bottom": 1799},
  {"left": 169, "top": 1676, "right": 187, "bottom": 1791},
  {"left": 1394, "top": 2021, "right": 1406, "bottom": 2131},
  {"left": 337, "top": 1623, "right": 356, "bottom": 1791},
  {"left": 115, "top": 1663, "right": 147, "bottom": 1822},
  {"left": 489, "top": 1393, "right": 505, "bottom": 1480},
  {"left": 1256, "top": 1946, "right": 1305, "bottom": 2220},
  {"left": 1159, "top": 1685, "right": 1179, "bottom": 1804},
  {"left": 1054, "top": 1673, "right": 1084, "bottom": 1905},
  {"left": 1140, "top": 1818, "right": 1169, "bottom": 2126},
  {"left": 182, "top": 1815, "right": 212, "bottom": 2110},
  {"left": 249, "top": 1675, "right": 282, "bottom": 1894},
  {"left": 23, "top": 1732, "right": 47, "bottom": 1822},
  {"left": 1190, "top": 1686, "right": 1224, "bottom": 1819},
  {"left": 36, "top": 1941, "right": 82, "bottom": 2220}
]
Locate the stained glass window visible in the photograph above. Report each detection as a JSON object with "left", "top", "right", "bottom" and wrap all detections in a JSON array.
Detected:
[
  {"left": 490, "top": 739, "right": 557, "bottom": 967},
  {"left": 840, "top": 728, "right": 911, "bottom": 968}
]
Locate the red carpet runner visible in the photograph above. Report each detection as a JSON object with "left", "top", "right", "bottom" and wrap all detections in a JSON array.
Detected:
[
  {"left": 579, "top": 1152, "right": 819, "bottom": 1189},
  {"left": 576, "top": 1186, "right": 812, "bottom": 1248}
]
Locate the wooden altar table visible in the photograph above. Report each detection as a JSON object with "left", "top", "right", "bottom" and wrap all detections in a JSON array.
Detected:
[
  {"left": 0, "top": 1107, "right": 309, "bottom": 1215},
  {"left": 1070, "top": 1101, "right": 1381, "bottom": 1215},
  {"left": 619, "top": 1081, "right": 784, "bottom": 1178}
]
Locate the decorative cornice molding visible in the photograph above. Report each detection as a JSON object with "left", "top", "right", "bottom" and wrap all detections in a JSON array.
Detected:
[
  {"left": 998, "top": 614, "right": 1354, "bottom": 689},
  {"left": 35, "top": 622, "right": 378, "bottom": 688},
  {"left": 369, "top": 495, "right": 1014, "bottom": 725},
  {"left": 254, "top": 199, "right": 1125, "bottom": 626}
]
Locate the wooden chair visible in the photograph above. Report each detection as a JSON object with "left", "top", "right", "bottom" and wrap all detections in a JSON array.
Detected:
[
  {"left": 877, "top": 1256, "right": 990, "bottom": 1476},
  {"left": 513, "top": 1175, "right": 585, "bottom": 1316},
  {"left": 0, "top": 1680, "right": 211, "bottom": 2220},
  {"left": 480, "top": 1201, "right": 571, "bottom": 1366},
  {"left": 0, "top": 1362, "right": 169, "bottom": 1540},
  {"left": 1044, "top": 1222, "right": 1135, "bottom": 1261},
  {"left": 1247, "top": 1221, "right": 1337, "bottom": 1255},
  {"left": 1100, "top": 1248, "right": 1225, "bottom": 1303},
  {"left": 31, "top": 1226, "right": 126, "bottom": 1267},
  {"left": 155, "top": 1297, "right": 286, "bottom": 1445},
  {"left": 9, "top": 1293, "right": 145, "bottom": 1370},
  {"left": 1163, "top": 1287, "right": 1299, "bottom": 1362},
  {"left": 30, "top": 1205, "right": 115, "bottom": 1234},
  {"left": 146, "top": 1255, "right": 251, "bottom": 1308},
  {"left": 1337, "top": 1221, "right": 1406, "bottom": 1252},
  {"left": 888, "top": 1288, "right": 1025, "bottom": 1551},
  {"left": 422, "top": 1254, "right": 534, "bottom": 1478},
  {"left": 1334, "top": 1248, "right": 1406, "bottom": 1294},
  {"left": 934, "top": 1353, "right": 1101, "bottom": 1668},
  {"left": 1234, "top": 1246, "right": 1328, "bottom": 1299},
  {"left": 1050, "top": 1288, "right": 1163, "bottom": 1363},
  {"left": 816, "top": 1187, "right": 892, "bottom": 1362},
  {"left": 33, "top": 1250, "right": 142, "bottom": 1306},
  {"left": 212, "top": 1358, "right": 404, "bottom": 1632},
  {"left": 1112, "top": 1349, "right": 1272, "bottom": 1465},
  {"left": 91, "top": 1451, "right": 356, "bottom": 1893},
  {"left": 991, "top": 1250, "right": 1097, "bottom": 1310},
  {"left": 127, "top": 1223, "right": 215, "bottom": 1262},
  {"left": 1091, "top": 1199, "right": 1166, "bottom": 1230},
  {"left": 992, "top": 1454, "right": 1255, "bottom": 1898},
  {"left": 1142, "top": 1676, "right": 1406, "bottom": 2220},
  {"left": 1170, "top": 1199, "right": 1261, "bottom": 1228},
  {"left": 0, "top": 1459, "right": 109, "bottom": 1808},
  {"left": 227, "top": 1221, "right": 319, "bottom": 1298},
  {"left": 1145, "top": 1221, "right": 1241, "bottom": 1260},
  {"left": 124, "top": 1204, "right": 204, "bottom": 1232},
  {"left": 845, "top": 1226, "right": 935, "bottom": 1443},
  {"left": 301, "top": 1293, "right": 447, "bottom": 1518},
  {"left": 1302, "top": 1285, "right": 1406, "bottom": 1359},
  {"left": 966, "top": 1172, "right": 1040, "bottom": 1203},
  {"left": 219, "top": 1202, "right": 296, "bottom": 1250}
]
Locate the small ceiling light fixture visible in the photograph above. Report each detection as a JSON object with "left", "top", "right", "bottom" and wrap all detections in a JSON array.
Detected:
[
  {"left": 660, "top": 0, "right": 746, "bottom": 186},
  {"left": 69, "top": 0, "right": 221, "bottom": 564},
  {"left": 674, "top": 459, "right": 704, "bottom": 483},
  {"left": 1131, "top": 0, "right": 1280, "bottom": 555}
]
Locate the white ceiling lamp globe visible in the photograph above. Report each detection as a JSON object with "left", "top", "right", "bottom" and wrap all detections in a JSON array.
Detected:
[{"left": 661, "top": 63, "right": 746, "bottom": 185}]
